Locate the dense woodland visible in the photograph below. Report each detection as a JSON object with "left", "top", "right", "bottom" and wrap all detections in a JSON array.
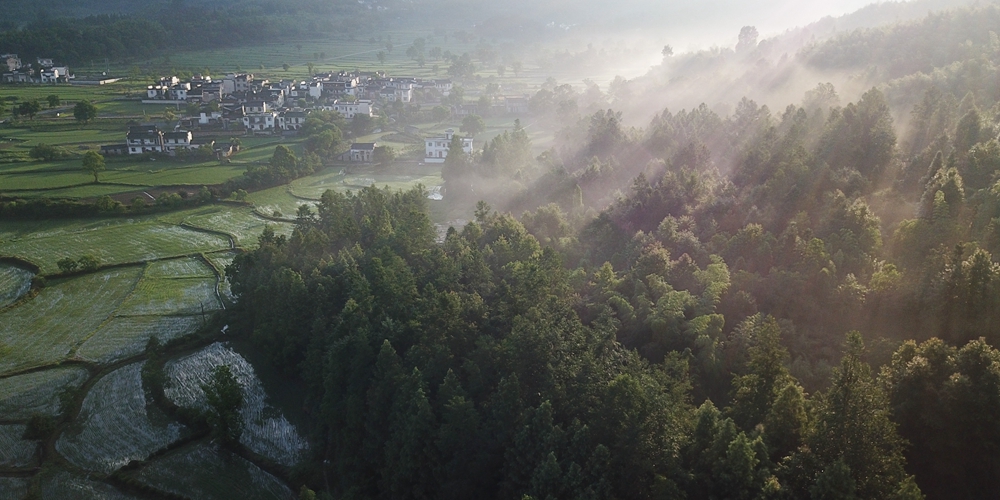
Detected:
[{"left": 219, "top": 4, "right": 1000, "bottom": 499}]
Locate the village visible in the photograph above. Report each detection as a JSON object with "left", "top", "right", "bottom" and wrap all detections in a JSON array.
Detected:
[
  {"left": 130, "top": 70, "right": 527, "bottom": 163},
  {"left": 2, "top": 52, "right": 534, "bottom": 165}
]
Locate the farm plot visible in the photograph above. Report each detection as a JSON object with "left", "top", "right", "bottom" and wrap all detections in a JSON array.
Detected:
[
  {"left": 133, "top": 443, "right": 291, "bottom": 500},
  {"left": 247, "top": 185, "right": 317, "bottom": 219},
  {"left": 180, "top": 206, "right": 294, "bottom": 247},
  {"left": 0, "top": 424, "right": 37, "bottom": 467},
  {"left": 205, "top": 251, "right": 237, "bottom": 303},
  {"left": 289, "top": 165, "right": 443, "bottom": 199},
  {"left": 0, "top": 477, "right": 29, "bottom": 500},
  {"left": 56, "top": 362, "right": 188, "bottom": 474},
  {"left": 116, "top": 273, "right": 220, "bottom": 317},
  {"left": 0, "top": 263, "right": 32, "bottom": 308},
  {"left": 76, "top": 315, "right": 202, "bottom": 364},
  {"left": 0, "top": 222, "right": 231, "bottom": 274},
  {"left": 0, "top": 268, "right": 142, "bottom": 375},
  {"left": 165, "top": 343, "right": 308, "bottom": 466},
  {"left": 0, "top": 366, "right": 89, "bottom": 418},
  {"left": 38, "top": 468, "right": 137, "bottom": 500}
]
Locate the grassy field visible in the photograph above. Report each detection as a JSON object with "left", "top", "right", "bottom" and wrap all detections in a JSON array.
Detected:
[
  {"left": 0, "top": 267, "right": 142, "bottom": 375},
  {"left": 134, "top": 443, "right": 292, "bottom": 499},
  {"left": 57, "top": 362, "right": 188, "bottom": 474},
  {"left": 0, "top": 367, "right": 90, "bottom": 419}
]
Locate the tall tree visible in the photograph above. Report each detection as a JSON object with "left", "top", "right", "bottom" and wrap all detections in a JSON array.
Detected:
[{"left": 81, "top": 151, "right": 105, "bottom": 183}]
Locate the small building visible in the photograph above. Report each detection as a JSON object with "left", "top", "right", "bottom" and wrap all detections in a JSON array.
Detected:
[
  {"left": 278, "top": 109, "right": 310, "bottom": 131},
  {"left": 127, "top": 125, "right": 165, "bottom": 154},
  {"left": 349, "top": 143, "right": 377, "bottom": 162},
  {"left": 100, "top": 144, "right": 128, "bottom": 156},
  {"left": 39, "top": 66, "right": 71, "bottom": 84},
  {"left": 243, "top": 111, "right": 278, "bottom": 133},
  {"left": 327, "top": 99, "right": 373, "bottom": 119},
  {"left": 2, "top": 54, "right": 22, "bottom": 72},
  {"left": 425, "top": 129, "right": 473, "bottom": 163},
  {"left": 163, "top": 130, "right": 194, "bottom": 153},
  {"left": 505, "top": 96, "right": 529, "bottom": 114}
]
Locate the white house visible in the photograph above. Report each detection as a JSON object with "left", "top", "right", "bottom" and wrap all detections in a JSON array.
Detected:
[
  {"left": 163, "top": 130, "right": 193, "bottom": 154},
  {"left": 326, "top": 99, "right": 373, "bottom": 119},
  {"left": 425, "top": 129, "right": 473, "bottom": 163},
  {"left": 278, "top": 109, "right": 310, "bottom": 131},
  {"left": 127, "top": 125, "right": 165, "bottom": 154},
  {"left": 349, "top": 143, "right": 376, "bottom": 162},
  {"left": 243, "top": 111, "right": 278, "bottom": 133},
  {"left": 39, "top": 66, "right": 71, "bottom": 83}
]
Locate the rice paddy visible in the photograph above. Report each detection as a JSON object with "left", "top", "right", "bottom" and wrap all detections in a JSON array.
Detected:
[
  {"left": 0, "top": 267, "right": 142, "bottom": 375},
  {"left": 0, "top": 367, "right": 89, "bottom": 419},
  {"left": 133, "top": 443, "right": 292, "bottom": 500},
  {"left": 56, "top": 362, "right": 188, "bottom": 474},
  {"left": 0, "top": 263, "right": 32, "bottom": 308},
  {"left": 164, "top": 343, "right": 308, "bottom": 466},
  {"left": 0, "top": 424, "right": 37, "bottom": 467}
]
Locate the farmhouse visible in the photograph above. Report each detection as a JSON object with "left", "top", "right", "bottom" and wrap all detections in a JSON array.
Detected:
[
  {"left": 325, "top": 99, "right": 373, "bottom": 119},
  {"left": 349, "top": 143, "right": 377, "bottom": 162},
  {"left": 127, "top": 126, "right": 165, "bottom": 154},
  {"left": 425, "top": 129, "right": 473, "bottom": 163},
  {"left": 2, "top": 54, "right": 21, "bottom": 72}
]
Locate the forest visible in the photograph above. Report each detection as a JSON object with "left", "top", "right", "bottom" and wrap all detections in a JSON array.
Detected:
[{"left": 221, "top": 3, "right": 1000, "bottom": 499}]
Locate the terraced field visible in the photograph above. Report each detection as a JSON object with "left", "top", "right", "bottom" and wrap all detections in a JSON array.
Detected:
[
  {"left": 37, "top": 469, "right": 136, "bottom": 499},
  {"left": 0, "top": 263, "right": 32, "bottom": 308},
  {"left": 165, "top": 342, "right": 308, "bottom": 466},
  {"left": 133, "top": 443, "right": 292, "bottom": 500},
  {"left": 57, "top": 362, "right": 188, "bottom": 474},
  {"left": 0, "top": 424, "right": 37, "bottom": 467},
  {"left": 0, "top": 367, "right": 89, "bottom": 419},
  {"left": 289, "top": 164, "right": 443, "bottom": 199},
  {"left": 0, "top": 267, "right": 143, "bottom": 374},
  {"left": 0, "top": 221, "right": 231, "bottom": 274}
]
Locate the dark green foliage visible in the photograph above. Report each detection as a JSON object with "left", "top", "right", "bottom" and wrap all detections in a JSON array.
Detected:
[
  {"left": 884, "top": 338, "right": 1000, "bottom": 499},
  {"left": 73, "top": 101, "right": 98, "bottom": 123},
  {"left": 201, "top": 364, "right": 244, "bottom": 445}
]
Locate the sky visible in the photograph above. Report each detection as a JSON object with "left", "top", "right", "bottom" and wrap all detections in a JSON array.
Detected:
[{"left": 588, "top": 0, "right": 912, "bottom": 51}]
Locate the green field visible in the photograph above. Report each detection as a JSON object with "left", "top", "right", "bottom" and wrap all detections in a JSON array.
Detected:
[
  {"left": 0, "top": 367, "right": 89, "bottom": 419},
  {"left": 176, "top": 205, "right": 294, "bottom": 246},
  {"left": 75, "top": 257, "right": 219, "bottom": 364},
  {"left": 0, "top": 267, "right": 142, "bottom": 375},
  {"left": 289, "top": 164, "right": 443, "bottom": 199},
  {"left": 0, "top": 220, "right": 231, "bottom": 274},
  {"left": 57, "top": 362, "right": 188, "bottom": 474}
]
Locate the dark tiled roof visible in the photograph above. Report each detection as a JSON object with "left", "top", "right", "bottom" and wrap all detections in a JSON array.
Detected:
[{"left": 350, "top": 143, "right": 376, "bottom": 151}]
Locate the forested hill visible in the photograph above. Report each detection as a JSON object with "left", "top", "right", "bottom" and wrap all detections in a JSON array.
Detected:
[{"left": 221, "top": 2, "right": 1000, "bottom": 498}]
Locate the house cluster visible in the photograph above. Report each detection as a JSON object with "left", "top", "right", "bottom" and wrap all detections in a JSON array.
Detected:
[
  {"left": 100, "top": 125, "right": 220, "bottom": 157},
  {"left": 2, "top": 55, "right": 72, "bottom": 83},
  {"left": 142, "top": 71, "right": 461, "bottom": 135}
]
